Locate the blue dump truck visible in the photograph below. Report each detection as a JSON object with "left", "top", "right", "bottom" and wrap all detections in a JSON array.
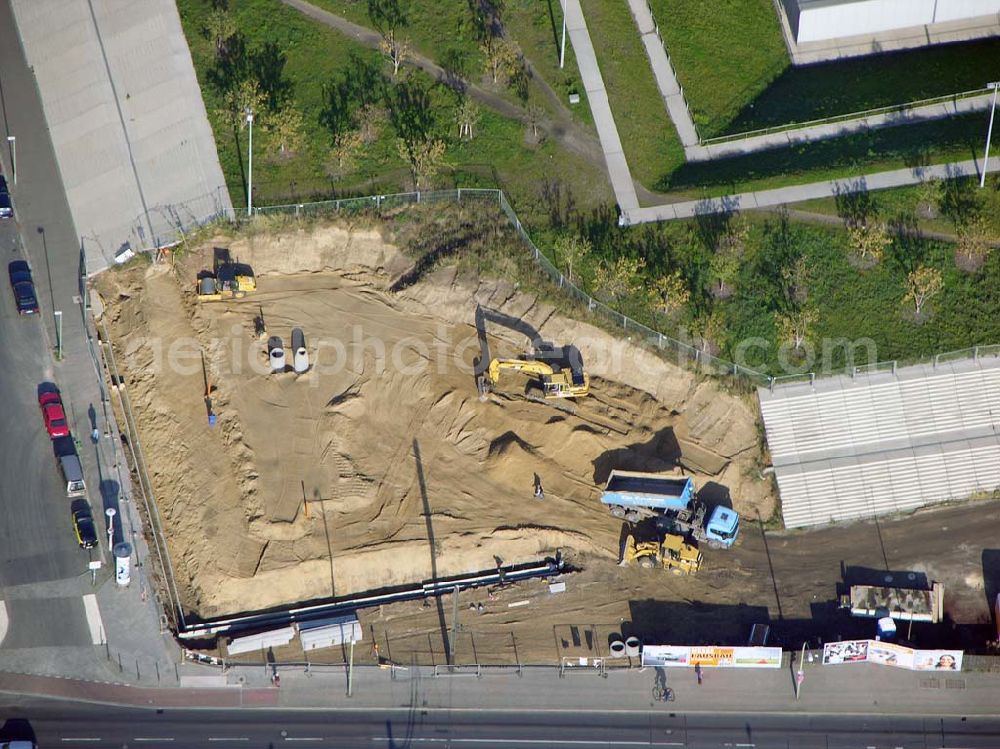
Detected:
[{"left": 599, "top": 469, "right": 739, "bottom": 549}]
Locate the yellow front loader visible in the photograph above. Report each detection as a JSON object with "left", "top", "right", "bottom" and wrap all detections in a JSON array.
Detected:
[{"left": 621, "top": 533, "right": 702, "bottom": 575}]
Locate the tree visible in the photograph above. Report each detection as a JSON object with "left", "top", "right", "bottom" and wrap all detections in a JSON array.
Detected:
[
  {"left": 525, "top": 102, "right": 545, "bottom": 143},
  {"left": 264, "top": 107, "right": 305, "bottom": 157},
  {"left": 481, "top": 36, "right": 521, "bottom": 86},
  {"left": 326, "top": 129, "right": 363, "bottom": 179},
  {"left": 217, "top": 78, "right": 266, "bottom": 130},
  {"left": 397, "top": 138, "right": 446, "bottom": 189},
  {"left": 716, "top": 214, "right": 750, "bottom": 255},
  {"left": 593, "top": 256, "right": 646, "bottom": 303},
  {"left": 846, "top": 221, "right": 892, "bottom": 266},
  {"left": 367, "top": 0, "right": 406, "bottom": 34},
  {"left": 455, "top": 98, "right": 480, "bottom": 140},
  {"left": 915, "top": 177, "right": 943, "bottom": 220},
  {"left": 955, "top": 214, "right": 993, "bottom": 272},
  {"left": 781, "top": 255, "right": 810, "bottom": 305},
  {"left": 203, "top": 8, "right": 237, "bottom": 61},
  {"left": 692, "top": 310, "right": 726, "bottom": 356},
  {"left": 775, "top": 307, "right": 817, "bottom": 355},
  {"left": 354, "top": 103, "right": 387, "bottom": 145},
  {"left": 903, "top": 266, "right": 943, "bottom": 319},
  {"left": 651, "top": 271, "right": 689, "bottom": 318},
  {"left": 709, "top": 249, "right": 740, "bottom": 299},
  {"left": 379, "top": 29, "right": 409, "bottom": 77},
  {"left": 553, "top": 234, "right": 591, "bottom": 283}
]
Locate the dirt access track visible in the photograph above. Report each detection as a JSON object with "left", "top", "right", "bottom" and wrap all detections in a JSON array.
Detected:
[
  {"left": 94, "top": 219, "right": 770, "bottom": 623},
  {"left": 95, "top": 217, "right": 1000, "bottom": 664}
]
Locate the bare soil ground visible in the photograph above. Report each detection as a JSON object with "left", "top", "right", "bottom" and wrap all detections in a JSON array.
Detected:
[
  {"left": 96, "top": 219, "right": 998, "bottom": 666},
  {"left": 94, "top": 220, "right": 768, "bottom": 622}
]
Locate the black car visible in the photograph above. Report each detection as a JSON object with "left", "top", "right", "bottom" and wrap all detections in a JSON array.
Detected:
[
  {"left": 0, "top": 175, "right": 11, "bottom": 219},
  {"left": 7, "top": 260, "right": 38, "bottom": 315},
  {"left": 72, "top": 506, "right": 98, "bottom": 549}
]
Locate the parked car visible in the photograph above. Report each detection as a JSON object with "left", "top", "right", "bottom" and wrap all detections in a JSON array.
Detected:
[
  {"left": 7, "top": 260, "right": 38, "bottom": 315},
  {"left": 71, "top": 504, "right": 98, "bottom": 549},
  {"left": 0, "top": 175, "right": 12, "bottom": 219},
  {"left": 38, "top": 390, "right": 70, "bottom": 438}
]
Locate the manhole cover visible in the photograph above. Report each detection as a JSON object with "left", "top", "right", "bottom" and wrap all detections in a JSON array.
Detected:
[
  {"left": 945, "top": 679, "right": 966, "bottom": 690},
  {"left": 919, "top": 678, "right": 940, "bottom": 689}
]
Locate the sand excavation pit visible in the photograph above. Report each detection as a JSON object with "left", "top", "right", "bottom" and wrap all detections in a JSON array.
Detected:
[{"left": 95, "top": 219, "right": 772, "bottom": 624}]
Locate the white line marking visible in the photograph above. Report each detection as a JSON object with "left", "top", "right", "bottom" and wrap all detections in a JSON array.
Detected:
[
  {"left": 60, "top": 740, "right": 101, "bottom": 743},
  {"left": 208, "top": 739, "right": 249, "bottom": 743},
  {"left": 284, "top": 740, "right": 324, "bottom": 743},
  {"left": 82, "top": 594, "right": 105, "bottom": 645},
  {"left": 0, "top": 600, "right": 8, "bottom": 646},
  {"left": 134, "top": 739, "right": 175, "bottom": 743},
  {"left": 372, "top": 740, "right": 674, "bottom": 746}
]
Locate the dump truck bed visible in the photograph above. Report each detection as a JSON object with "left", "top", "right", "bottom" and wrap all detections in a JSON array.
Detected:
[{"left": 600, "top": 469, "right": 695, "bottom": 509}]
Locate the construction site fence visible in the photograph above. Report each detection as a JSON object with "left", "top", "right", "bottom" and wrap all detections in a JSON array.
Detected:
[{"left": 250, "top": 188, "right": 774, "bottom": 389}]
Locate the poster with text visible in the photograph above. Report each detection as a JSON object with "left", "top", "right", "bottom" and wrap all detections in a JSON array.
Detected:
[
  {"left": 822, "top": 640, "right": 869, "bottom": 665},
  {"left": 641, "top": 645, "right": 781, "bottom": 669}
]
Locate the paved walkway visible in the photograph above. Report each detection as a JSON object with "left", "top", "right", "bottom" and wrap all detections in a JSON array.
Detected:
[
  {"left": 624, "top": 156, "right": 1000, "bottom": 225},
  {"left": 3, "top": 657, "right": 1000, "bottom": 715},
  {"left": 563, "top": 0, "right": 639, "bottom": 214},
  {"left": 626, "top": 0, "right": 699, "bottom": 150}
]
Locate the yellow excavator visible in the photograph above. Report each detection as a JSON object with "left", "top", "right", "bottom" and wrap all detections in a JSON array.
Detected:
[
  {"left": 621, "top": 532, "right": 702, "bottom": 575},
  {"left": 483, "top": 357, "right": 590, "bottom": 399},
  {"left": 196, "top": 262, "right": 256, "bottom": 301}
]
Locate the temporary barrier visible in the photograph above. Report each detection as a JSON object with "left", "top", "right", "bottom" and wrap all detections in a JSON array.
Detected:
[
  {"left": 642, "top": 645, "right": 782, "bottom": 669},
  {"left": 822, "top": 640, "right": 963, "bottom": 671}
]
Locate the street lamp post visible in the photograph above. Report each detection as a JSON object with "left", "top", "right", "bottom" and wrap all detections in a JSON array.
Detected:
[
  {"left": 245, "top": 108, "right": 254, "bottom": 216},
  {"left": 6, "top": 136, "right": 15, "bottom": 185},
  {"left": 105, "top": 507, "right": 116, "bottom": 553},
  {"left": 54, "top": 309, "right": 62, "bottom": 360},
  {"left": 980, "top": 82, "right": 1000, "bottom": 188},
  {"left": 559, "top": 0, "right": 567, "bottom": 69},
  {"left": 794, "top": 641, "right": 806, "bottom": 700}
]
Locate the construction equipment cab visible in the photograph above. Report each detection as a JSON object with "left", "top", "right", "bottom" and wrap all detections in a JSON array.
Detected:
[
  {"left": 196, "top": 261, "right": 255, "bottom": 300},
  {"left": 621, "top": 532, "right": 702, "bottom": 574},
  {"left": 484, "top": 358, "right": 589, "bottom": 399}
]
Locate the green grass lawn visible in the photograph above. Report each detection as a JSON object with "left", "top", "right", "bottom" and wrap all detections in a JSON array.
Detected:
[
  {"left": 795, "top": 175, "right": 1000, "bottom": 237},
  {"left": 539, "top": 212, "right": 1000, "bottom": 375},
  {"left": 727, "top": 39, "right": 1000, "bottom": 134},
  {"left": 648, "top": 0, "right": 786, "bottom": 138},
  {"left": 308, "top": 0, "right": 592, "bottom": 126},
  {"left": 578, "top": 0, "right": 685, "bottom": 190},
  {"left": 177, "top": 0, "right": 611, "bottom": 223},
  {"left": 647, "top": 0, "right": 1000, "bottom": 138},
  {"left": 662, "top": 115, "right": 986, "bottom": 196}
]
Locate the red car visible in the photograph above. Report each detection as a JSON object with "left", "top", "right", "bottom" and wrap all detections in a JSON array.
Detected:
[{"left": 39, "top": 390, "right": 70, "bottom": 438}]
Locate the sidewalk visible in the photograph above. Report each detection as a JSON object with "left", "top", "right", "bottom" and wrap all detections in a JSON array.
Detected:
[
  {"left": 625, "top": 0, "right": 698, "bottom": 150},
  {"left": 625, "top": 156, "right": 1000, "bottom": 225},
  {"left": 1, "top": 657, "right": 998, "bottom": 715},
  {"left": 563, "top": 0, "right": 639, "bottom": 214}
]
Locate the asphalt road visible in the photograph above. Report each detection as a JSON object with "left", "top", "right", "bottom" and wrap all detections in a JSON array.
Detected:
[
  {"left": 0, "top": 0, "right": 100, "bottom": 651},
  {"left": 3, "top": 700, "right": 1000, "bottom": 749}
]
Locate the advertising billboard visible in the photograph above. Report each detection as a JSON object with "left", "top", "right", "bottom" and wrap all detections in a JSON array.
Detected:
[
  {"left": 641, "top": 645, "right": 782, "bottom": 669},
  {"left": 822, "top": 640, "right": 962, "bottom": 671}
]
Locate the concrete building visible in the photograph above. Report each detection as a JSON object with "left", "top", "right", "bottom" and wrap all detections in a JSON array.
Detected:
[{"left": 776, "top": 0, "right": 1000, "bottom": 64}]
